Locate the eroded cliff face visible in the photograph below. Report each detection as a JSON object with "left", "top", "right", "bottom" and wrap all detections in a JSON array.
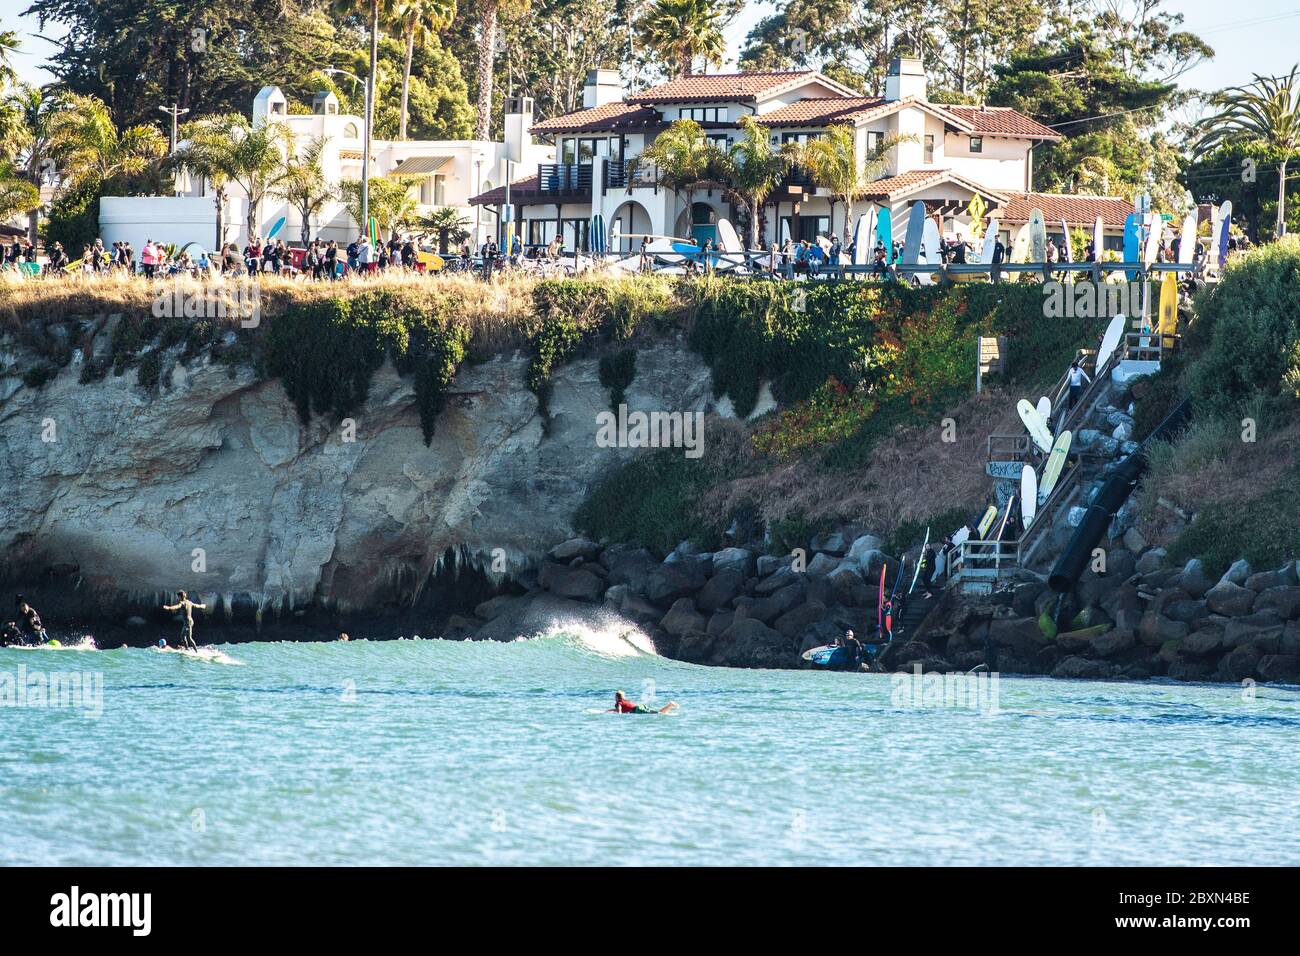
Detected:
[{"left": 0, "top": 328, "right": 714, "bottom": 618}]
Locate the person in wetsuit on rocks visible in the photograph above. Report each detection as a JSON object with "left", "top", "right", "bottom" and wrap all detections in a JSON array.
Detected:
[{"left": 15, "top": 597, "right": 48, "bottom": 645}]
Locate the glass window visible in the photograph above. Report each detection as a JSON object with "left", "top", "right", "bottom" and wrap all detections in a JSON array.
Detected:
[
  {"left": 419, "top": 179, "right": 431, "bottom": 204},
  {"left": 343, "top": 123, "right": 359, "bottom": 139},
  {"left": 924, "top": 135, "right": 934, "bottom": 163},
  {"left": 433, "top": 175, "right": 445, "bottom": 206},
  {"left": 867, "top": 130, "right": 882, "bottom": 153},
  {"left": 970, "top": 136, "right": 983, "bottom": 153},
  {"left": 561, "top": 139, "right": 576, "bottom": 164}
]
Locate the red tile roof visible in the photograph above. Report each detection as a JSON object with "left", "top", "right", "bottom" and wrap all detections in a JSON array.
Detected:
[
  {"left": 858, "top": 169, "right": 1009, "bottom": 204},
  {"left": 469, "top": 174, "right": 539, "bottom": 206},
  {"left": 531, "top": 102, "right": 661, "bottom": 134},
  {"left": 626, "top": 70, "right": 856, "bottom": 104},
  {"left": 998, "top": 191, "right": 1134, "bottom": 227},
  {"left": 941, "top": 106, "right": 1061, "bottom": 140},
  {"left": 759, "top": 96, "right": 889, "bottom": 127}
]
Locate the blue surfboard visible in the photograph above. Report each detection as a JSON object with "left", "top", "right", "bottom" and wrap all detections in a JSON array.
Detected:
[
  {"left": 801, "top": 644, "right": 848, "bottom": 666},
  {"left": 876, "top": 207, "right": 893, "bottom": 264},
  {"left": 1122, "top": 213, "right": 1141, "bottom": 280}
]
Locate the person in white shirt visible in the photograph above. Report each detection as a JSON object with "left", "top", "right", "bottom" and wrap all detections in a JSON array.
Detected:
[{"left": 1067, "top": 360, "right": 1091, "bottom": 410}]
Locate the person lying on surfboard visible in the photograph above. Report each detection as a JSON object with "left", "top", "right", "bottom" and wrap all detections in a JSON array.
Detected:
[{"left": 610, "top": 690, "right": 678, "bottom": 715}]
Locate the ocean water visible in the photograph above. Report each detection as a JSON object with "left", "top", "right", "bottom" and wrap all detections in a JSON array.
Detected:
[{"left": 2, "top": 625, "right": 1297, "bottom": 866}]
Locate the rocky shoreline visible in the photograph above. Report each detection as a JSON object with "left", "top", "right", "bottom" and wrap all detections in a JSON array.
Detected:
[{"left": 446, "top": 532, "right": 1300, "bottom": 686}]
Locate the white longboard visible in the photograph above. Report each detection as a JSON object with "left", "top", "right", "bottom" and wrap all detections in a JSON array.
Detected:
[
  {"left": 716, "top": 218, "right": 743, "bottom": 254},
  {"left": 1036, "top": 395, "right": 1052, "bottom": 424},
  {"left": 1021, "top": 465, "right": 1038, "bottom": 529},
  {"left": 1017, "top": 399, "right": 1053, "bottom": 454},
  {"left": 1038, "top": 430, "right": 1073, "bottom": 505},
  {"left": 1178, "top": 213, "right": 1197, "bottom": 265},
  {"left": 979, "top": 218, "right": 1000, "bottom": 264},
  {"left": 1028, "top": 209, "right": 1047, "bottom": 263},
  {"left": 853, "top": 208, "right": 875, "bottom": 266},
  {"left": 1096, "top": 314, "right": 1126, "bottom": 370},
  {"left": 1060, "top": 218, "right": 1073, "bottom": 262},
  {"left": 1092, "top": 216, "right": 1104, "bottom": 261},
  {"left": 1142, "top": 213, "right": 1163, "bottom": 267},
  {"left": 917, "top": 217, "right": 941, "bottom": 285}
]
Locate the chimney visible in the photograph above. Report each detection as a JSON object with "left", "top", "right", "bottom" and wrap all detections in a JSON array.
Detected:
[
  {"left": 582, "top": 69, "right": 623, "bottom": 109},
  {"left": 885, "top": 57, "right": 926, "bottom": 102},
  {"left": 503, "top": 95, "right": 534, "bottom": 163}
]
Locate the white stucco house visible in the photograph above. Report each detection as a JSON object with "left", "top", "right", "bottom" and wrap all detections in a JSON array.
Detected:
[
  {"left": 99, "top": 85, "right": 552, "bottom": 254},
  {"left": 470, "top": 59, "right": 1134, "bottom": 254}
]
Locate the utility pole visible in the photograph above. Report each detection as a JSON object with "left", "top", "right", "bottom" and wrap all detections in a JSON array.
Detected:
[{"left": 159, "top": 104, "right": 190, "bottom": 197}]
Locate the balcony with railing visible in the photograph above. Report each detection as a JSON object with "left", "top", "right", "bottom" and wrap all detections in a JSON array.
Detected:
[{"left": 537, "top": 163, "right": 593, "bottom": 197}]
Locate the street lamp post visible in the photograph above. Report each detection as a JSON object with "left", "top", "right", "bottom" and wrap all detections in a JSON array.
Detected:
[
  {"left": 324, "top": 68, "right": 371, "bottom": 238},
  {"left": 159, "top": 104, "right": 190, "bottom": 197}
]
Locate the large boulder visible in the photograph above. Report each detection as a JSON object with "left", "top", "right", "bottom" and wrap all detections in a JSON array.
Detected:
[
  {"left": 696, "top": 568, "right": 745, "bottom": 612},
  {"left": 538, "top": 560, "right": 606, "bottom": 603},
  {"left": 826, "top": 565, "right": 872, "bottom": 607},
  {"left": 1182, "top": 626, "right": 1225, "bottom": 656},
  {"left": 601, "top": 546, "right": 658, "bottom": 585},
  {"left": 711, "top": 547, "right": 755, "bottom": 577},
  {"left": 659, "top": 598, "right": 708, "bottom": 637},
  {"left": 706, "top": 611, "right": 735, "bottom": 637},
  {"left": 1138, "top": 611, "right": 1187, "bottom": 648},
  {"left": 1217, "top": 644, "right": 1262, "bottom": 682},
  {"left": 715, "top": 617, "right": 794, "bottom": 668},
  {"left": 754, "top": 566, "right": 801, "bottom": 595},
  {"left": 1257, "top": 655, "right": 1300, "bottom": 684},
  {"left": 602, "top": 584, "right": 663, "bottom": 626},
  {"left": 1179, "top": 559, "right": 1214, "bottom": 598},
  {"left": 474, "top": 593, "right": 530, "bottom": 621},
  {"left": 805, "top": 552, "right": 841, "bottom": 578},
  {"left": 1222, "top": 612, "right": 1284, "bottom": 654},
  {"left": 988, "top": 616, "right": 1049, "bottom": 655},
  {"left": 1052, "top": 656, "right": 1113, "bottom": 680},
  {"left": 549, "top": 537, "right": 602, "bottom": 561},
  {"left": 1205, "top": 580, "right": 1256, "bottom": 617},
  {"left": 1255, "top": 586, "right": 1300, "bottom": 621},
  {"left": 734, "top": 582, "right": 806, "bottom": 624},
  {"left": 1012, "top": 581, "right": 1047, "bottom": 618},
  {"left": 809, "top": 530, "right": 848, "bottom": 556},
  {"left": 773, "top": 601, "right": 828, "bottom": 639},
  {"left": 640, "top": 561, "right": 708, "bottom": 605},
  {"left": 1221, "top": 559, "right": 1252, "bottom": 586},
  {"left": 756, "top": 554, "right": 788, "bottom": 578},
  {"left": 844, "top": 534, "right": 883, "bottom": 569},
  {"left": 1135, "top": 548, "right": 1167, "bottom": 575},
  {"left": 1245, "top": 569, "right": 1286, "bottom": 592},
  {"left": 1089, "top": 627, "right": 1135, "bottom": 657},
  {"left": 1162, "top": 598, "right": 1210, "bottom": 627}
]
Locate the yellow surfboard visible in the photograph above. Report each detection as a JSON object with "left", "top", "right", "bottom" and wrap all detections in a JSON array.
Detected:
[
  {"left": 976, "top": 504, "right": 999, "bottom": 540},
  {"left": 1158, "top": 272, "right": 1178, "bottom": 337},
  {"left": 417, "top": 251, "right": 444, "bottom": 272}
]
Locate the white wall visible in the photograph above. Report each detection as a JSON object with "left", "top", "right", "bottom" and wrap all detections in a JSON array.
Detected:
[
  {"left": 944, "top": 134, "right": 1031, "bottom": 191},
  {"left": 99, "top": 196, "right": 226, "bottom": 257}
]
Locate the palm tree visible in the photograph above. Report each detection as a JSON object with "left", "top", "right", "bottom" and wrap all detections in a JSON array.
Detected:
[
  {"left": 629, "top": 119, "right": 721, "bottom": 236},
  {"left": 1196, "top": 65, "right": 1300, "bottom": 239},
  {"left": 172, "top": 114, "right": 293, "bottom": 244},
  {"left": 0, "top": 163, "right": 40, "bottom": 224},
  {"left": 473, "top": 0, "right": 531, "bottom": 140},
  {"left": 2, "top": 84, "right": 60, "bottom": 243},
  {"left": 637, "top": 0, "right": 728, "bottom": 78},
  {"left": 385, "top": 0, "right": 456, "bottom": 141},
  {"left": 0, "top": 30, "right": 20, "bottom": 90},
  {"left": 338, "top": 175, "right": 420, "bottom": 234},
  {"left": 793, "top": 126, "right": 913, "bottom": 237},
  {"left": 47, "top": 94, "right": 167, "bottom": 187},
  {"left": 272, "top": 136, "right": 334, "bottom": 244},
  {"left": 712, "top": 116, "right": 789, "bottom": 249},
  {"left": 421, "top": 205, "right": 472, "bottom": 252}
]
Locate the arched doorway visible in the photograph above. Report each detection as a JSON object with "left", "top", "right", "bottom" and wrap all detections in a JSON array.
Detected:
[{"left": 609, "top": 199, "right": 653, "bottom": 254}]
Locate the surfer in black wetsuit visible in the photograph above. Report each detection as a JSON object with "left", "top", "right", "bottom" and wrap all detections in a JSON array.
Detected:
[
  {"left": 15, "top": 597, "right": 48, "bottom": 645},
  {"left": 162, "top": 590, "right": 205, "bottom": 650}
]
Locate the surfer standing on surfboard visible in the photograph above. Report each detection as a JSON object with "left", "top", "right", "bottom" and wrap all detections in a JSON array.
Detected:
[{"left": 162, "top": 590, "right": 206, "bottom": 651}]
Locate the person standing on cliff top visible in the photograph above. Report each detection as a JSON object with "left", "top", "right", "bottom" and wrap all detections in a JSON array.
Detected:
[{"left": 162, "top": 590, "right": 205, "bottom": 651}]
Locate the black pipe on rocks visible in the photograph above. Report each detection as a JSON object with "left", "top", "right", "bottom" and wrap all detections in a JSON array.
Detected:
[{"left": 1048, "top": 397, "right": 1192, "bottom": 593}]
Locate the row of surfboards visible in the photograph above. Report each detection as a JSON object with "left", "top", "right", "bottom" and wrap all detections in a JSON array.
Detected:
[{"left": 617, "top": 196, "right": 1232, "bottom": 275}]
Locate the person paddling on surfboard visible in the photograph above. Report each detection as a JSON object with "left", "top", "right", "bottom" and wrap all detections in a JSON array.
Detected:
[
  {"left": 162, "top": 590, "right": 205, "bottom": 651},
  {"left": 610, "top": 690, "right": 678, "bottom": 715}
]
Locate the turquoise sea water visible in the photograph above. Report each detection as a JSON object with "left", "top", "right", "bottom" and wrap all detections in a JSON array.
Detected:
[{"left": 2, "top": 626, "right": 1297, "bottom": 866}]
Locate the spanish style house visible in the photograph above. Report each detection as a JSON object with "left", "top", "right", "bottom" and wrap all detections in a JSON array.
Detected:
[{"left": 470, "top": 58, "right": 1134, "bottom": 254}]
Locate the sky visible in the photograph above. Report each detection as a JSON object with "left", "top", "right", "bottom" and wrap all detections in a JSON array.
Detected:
[{"left": 2, "top": 0, "right": 1298, "bottom": 97}]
